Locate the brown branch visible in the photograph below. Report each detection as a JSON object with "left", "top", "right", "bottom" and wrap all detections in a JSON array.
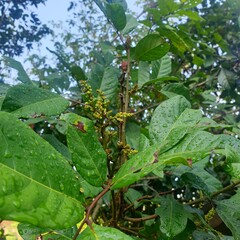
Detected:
[
  {"left": 124, "top": 214, "right": 158, "bottom": 223},
  {"left": 72, "top": 180, "right": 112, "bottom": 240},
  {"left": 188, "top": 179, "right": 240, "bottom": 206}
]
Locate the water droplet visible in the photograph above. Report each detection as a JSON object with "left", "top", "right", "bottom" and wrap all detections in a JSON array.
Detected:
[
  {"left": 4, "top": 150, "right": 12, "bottom": 158},
  {"left": 60, "top": 183, "right": 64, "bottom": 191},
  {"left": 13, "top": 200, "right": 21, "bottom": 209}
]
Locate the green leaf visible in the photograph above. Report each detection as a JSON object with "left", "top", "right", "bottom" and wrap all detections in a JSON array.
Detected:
[
  {"left": 218, "top": 68, "right": 234, "bottom": 90},
  {"left": 216, "top": 189, "right": 240, "bottom": 239},
  {"left": 0, "top": 112, "right": 84, "bottom": 229},
  {"left": 1, "top": 84, "right": 69, "bottom": 118},
  {"left": 3, "top": 57, "right": 33, "bottom": 85},
  {"left": 111, "top": 144, "right": 188, "bottom": 190},
  {"left": 152, "top": 54, "right": 172, "bottom": 79},
  {"left": 65, "top": 113, "right": 107, "bottom": 187},
  {"left": 70, "top": 65, "right": 87, "bottom": 81},
  {"left": 162, "top": 130, "right": 221, "bottom": 162},
  {"left": 110, "top": 0, "right": 128, "bottom": 11},
  {"left": 161, "top": 83, "right": 190, "bottom": 100},
  {"left": 42, "top": 134, "right": 72, "bottom": 160},
  {"left": 155, "top": 196, "right": 188, "bottom": 237},
  {"left": 106, "top": 3, "right": 126, "bottom": 31},
  {"left": 100, "top": 67, "right": 120, "bottom": 102},
  {"left": 142, "top": 76, "right": 179, "bottom": 87},
  {"left": 182, "top": 0, "right": 203, "bottom": 9},
  {"left": 158, "top": 27, "right": 193, "bottom": 54},
  {"left": 149, "top": 95, "right": 191, "bottom": 145},
  {"left": 135, "top": 34, "right": 170, "bottom": 61},
  {"left": 138, "top": 61, "right": 150, "bottom": 88},
  {"left": 18, "top": 223, "right": 76, "bottom": 240},
  {"left": 177, "top": 10, "right": 204, "bottom": 21},
  {"left": 78, "top": 224, "right": 134, "bottom": 239},
  {"left": 156, "top": 0, "right": 179, "bottom": 16},
  {"left": 121, "top": 14, "right": 138, "bottom": 35}
]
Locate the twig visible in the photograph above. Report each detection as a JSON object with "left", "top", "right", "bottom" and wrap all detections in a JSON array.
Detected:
[
  {"left": 133, "top": 103, "right": 159, "bottom": 116},
  {"left": 72, "top": 180, "right": 112, "bottom": 240},
  {"left": 188, "top": 179, "right": 240, "bottom": 206},
  {"left": 124, "top": 214, "right": 158, "bottom": 223}
]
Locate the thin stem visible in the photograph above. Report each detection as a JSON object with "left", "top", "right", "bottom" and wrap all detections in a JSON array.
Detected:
[
  {"left": 72, "top": 180, "right": 112, "bottom": 240},
  {"left": 124, "top": 214, "right": 158, "bottom": 223},
  {"left": 188, "top": 179, "right": 240, "bottom": 206}
]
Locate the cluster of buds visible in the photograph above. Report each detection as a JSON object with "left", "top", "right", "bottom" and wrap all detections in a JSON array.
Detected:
[
  {"left": 110, "top": 111, "right": 133, "bottom": 124},
  {"left": 117, "top": 141, "right": 138, "bottom": 156},
  {"left": 80, "top": 81, "right": 111, "bottom": 122},
  {"left": 204, "top": 207, "right": 216, "bottom": 223}
]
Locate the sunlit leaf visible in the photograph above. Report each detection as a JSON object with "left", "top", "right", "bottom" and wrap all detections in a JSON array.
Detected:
[
  {"left": 1, "top": 84, "right": 69, "bottom": 118},
  {"left": 65, "top": 113, "right": 107, "bottom": 187},
  {"left": 149, "top": 95, "right": 191, "bottom": 145},
  {"left": 0, "top": 112, "right": 84, "bottom": 229},
  {"left": 135, "top": 34, "right": 170, "bottom": 61},
  {"left": 122, "top": 14, "right": 138, "bottom": 35},
  {"left": 106, "top": 3, "right": 126, "bottom": 31}
]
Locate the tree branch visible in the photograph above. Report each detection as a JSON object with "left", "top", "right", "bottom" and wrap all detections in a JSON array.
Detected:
[{"left": 72, "top": 180, "right": 112, "bottom": 240}]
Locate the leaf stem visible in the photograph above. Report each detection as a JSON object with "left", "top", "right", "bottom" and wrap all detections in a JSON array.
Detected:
[{"left": 72, "top": 180, "right": 112, "bottom": 240}]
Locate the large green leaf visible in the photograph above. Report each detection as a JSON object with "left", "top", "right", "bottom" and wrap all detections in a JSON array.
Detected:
[
  {"left": 149, "top": 96, "right": 191, "bottom": 145},
  {"left": 216, "top": 189, "right": 240, "bottom": 239},
  {"left": 106, "top": 3, "right": 126, "bottom": 31},
  {"left": 100, "top": 67, "right": 120, "bottom": 102},
  {"left": 78, "top": 224, "right": 134, "bottom": 239},
  {"left": 1, "top": 84, "right": 69, "bottom": 118},
  {"left": 138, "top": 61, "right": 150, "bottom": 88},
  {"left": 111, "top": 144, "right": 188, "bottom": 190},
  {"left": 155, "top": 196, "right": 188, "bottom": 237},
  {"left": 0, "top": 112, "right": 84, "bottom": 229},
  {"left": 3, "top": 57, "right": 33, "bottom": 85},
  {"left": 65, "top": 113, "right": 107, "bottom": 187},
  {"left": 135, "top": 34, "right": 170, "bottom": 61},
  {"left": 121, "top": 14, "right": 138, "bottom": 35},
  {"left": 158, "top": 27, "right": 193, "bottom": 54},
  {"left": 152, "top": 54, "right": 172, "bottom": 79}
]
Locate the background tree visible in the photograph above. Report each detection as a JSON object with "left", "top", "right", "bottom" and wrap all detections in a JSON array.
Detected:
[
  {"left": 0, "top": 0, "right": 52, "bottom": 57},
  {"left": 1, "top": 0, "right": 240, "bottom": 239}
]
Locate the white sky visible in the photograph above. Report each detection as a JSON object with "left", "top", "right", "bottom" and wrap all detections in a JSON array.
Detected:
[{"left": 16, "top": 0, "right": 141, "bottom": 69}]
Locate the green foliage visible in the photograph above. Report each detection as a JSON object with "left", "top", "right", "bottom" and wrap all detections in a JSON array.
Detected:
[{"left": 1, "top": 0, "right": 240, "bottom": 239}]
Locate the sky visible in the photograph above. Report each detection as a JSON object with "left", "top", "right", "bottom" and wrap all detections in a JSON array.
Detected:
[{"left": 16, "top": 0, "right": 141, "bottom": 69}]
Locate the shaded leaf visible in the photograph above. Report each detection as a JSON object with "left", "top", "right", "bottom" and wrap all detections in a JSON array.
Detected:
[
  {"left": 106, "top": 3, "right": 126, "bottom": 31},
  {"left": 135, "top": 34, "right": 170, "bottom": 61},
  {"left": 18, "top": 223, "right": 77, "bottom": 240},
  {"left": 78, "top": 224, "right": 134, "bottom": 239},
  {"left": 65, "top": 113, "right": 107, "bottom": 187},
  {"left": 216, "top": 189, "right": 240, "bottom": 240},
  {"left": 155, "top": 196, "right": 188, "bottom": 237},
  {"left": 2, "top": 84, "right": 69, "bottom": 118},
  {"left": 138, "top": 61, "right": 150, "bottom": 88},
  {"left": 152, "top": 54, "right": 172, "bottom": 79},
  {"left": 100, "top": 67, "right": 120, "bottom": 102},
  {"left": 161, "top": 83, "right": 190, "bottom": 100},
  {"left": 0, "top": 112, "right": 84, "bottom": 229},
  {"left": 3, "top": 57, "right": 33, "bottom": 85}
]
